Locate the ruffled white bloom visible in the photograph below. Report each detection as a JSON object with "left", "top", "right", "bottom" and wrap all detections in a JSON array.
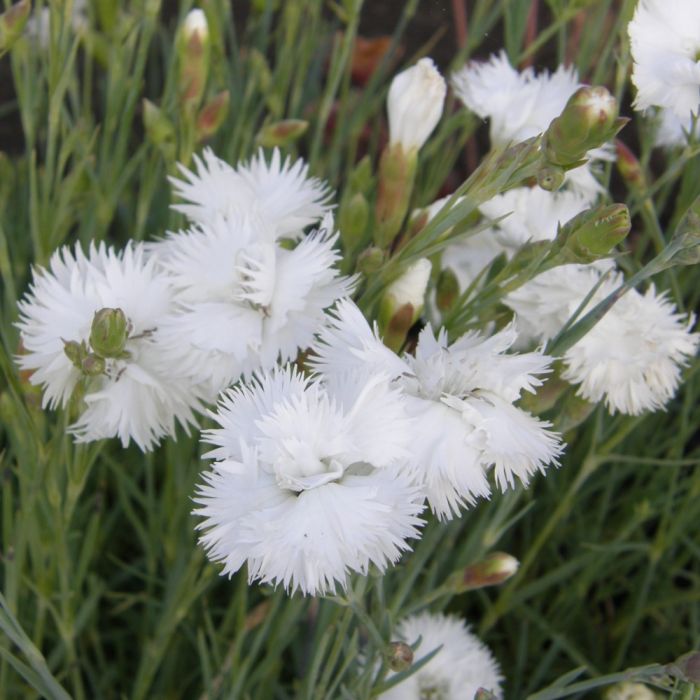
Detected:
[
  {"left": 151, "top": 212, "right": 352, "bottom": 398},
  {"left": 388, "top": 58, "right": 447, "bottom": 150},
  {"left": 629, "top": 0, "right": 700, "bottom": 119},
  {"left": 379, "top": 612, "right": 502, "bottom": 700},
  {"left": 451, "top": 51, "right": 610, "bottom": 200},
  {"left": 16, "top": 243, "right": 203, "bottom": 451},
  {"left": 194, "top": 366, "right": 424, "bottom": 595},
  {"left": 654, "top": 108, "right": 700, "bottom": 147},
  {"left": 506, "top": 266, "right": 699, "bottom": 414},
  {"left": 312, "top": 300, "right": 563, "bottom": 516},
  {"left": 170, "top": 147, "right": 332, "bottom": 237}
]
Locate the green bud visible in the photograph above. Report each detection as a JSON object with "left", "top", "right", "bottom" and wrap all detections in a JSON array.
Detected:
[
  {"left": 544, "top": 86, "right": 628, "bottom": 167},
  {"left": 81, "top": 353, "right": 106, "bottom": 377},
  {"left": 248, "top": 48, "right": 272, "bottom": 94},
  {"left": 436, "top": 267, "right": 460, "bottom": 313},
  {"left": 0, "top": 0, "right": 30, "bottom": 55},
  {"left": 615, "top": 140, "right": 646, "bottom": 190},
  {"left": 338, "top": 192, "right": 369, "bottom": 253},
  {"left": 668, "top": 196, "right": 700, "bottom": 267},
  {"left": 536, "top": 164, "right": 565, "bottom": 192},
  {"left": 177, "top": 9, "right": 211, "bottom": 111},
  {"left": 553, "top": 204, "right": 630, "bottom": 264},
  {"left": 385, "top": 641, "right": 413, "bottom": 672},
  {"left": 356, "top": 245, "right": 385, "bottom": 275},
  {"left": 143, "top": 99, "right": 176, "bottom": 149},
  {"left": 374, "top": 143, "right": 418, "bottom": 249},
  {"left": 256, "top": 119, "right": 309, "bottom": 148},
  {"left": 89, "top": 308, "right": 129, "bottom": 359},
  {"left": 63, "top": 340, "right": 88, "bottom": 370},
  {"left": 196, "top": 90, "right": 230, "bottom": 142},
  {"left": 348, "top": 155, "right": 373, "bottom": 194},
  {"left": 448, "top": 552, "right": 519, "bottom": 593}
]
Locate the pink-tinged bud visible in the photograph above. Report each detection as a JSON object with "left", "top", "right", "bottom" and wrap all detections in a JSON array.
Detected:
[
  {"left": 196, "top": 90, "right": 230, "bottom": 142},
  {"left": 615, "top": 140, "right": 646, "bottom": 190},
  {"left": 449, "top": 552, "right": 519, "bottom": 592},
  {"left": 385, "top": 641, "right": 414, "bottom": 672},
  {"left": 436, "top": 267, "right": 460, "bottom": 313},
  {"left": 374, "top": 143, "right": 417, "bottom": 249},
  {"left": 0, "top": 0, "right": 30, "bottom": 54},
  {"left": 387, "top": 58, "right": 446, "bottom": 151},
  {"left": 177, "top": 9, "right": 210, "bottom": 110},
  {"left": 256, "top": 118, "right": 309, "bottom": 148}
]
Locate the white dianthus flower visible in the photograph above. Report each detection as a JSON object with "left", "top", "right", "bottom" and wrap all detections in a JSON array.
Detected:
[
  {"left": 194, "top": 366, "right": 424, "bottom": 596},
  {"left": 629, "top": 0, "right": 700, "bottom": 120},
  {"left": 388, "top": 58, "right": 447, "bottom": 151},
  {"left": 505, "top": 266, "right": 699, "bottom": 415},
  {"left": 379, "top": 612, "right": 503, "bottom": 700},
  {"left": 170, "top": 147, "right": 332, "bottom": 237},
  {"left": 312, "top": 300, "right": 562, "bottom": 517},
  {"left": 151, "top": 212, "right": 352, "bottom": 398},
  {"left": 16, "top": 243, "right": 203, "bottom": 451},
  {"left": 451, "top": 51, "right": 610, "bottom": 200}
]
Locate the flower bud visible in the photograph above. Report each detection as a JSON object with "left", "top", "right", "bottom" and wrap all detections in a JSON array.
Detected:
[
  {"left": 338, "top": 192, "right": 369, "bottom": 253},
  {"left": 89, "top": 308, "right": 129, "bottom": 359},
  {"left": 177, "top": 9, "right": 210, "bottom": 110},
  {"left": 351, "top": 35, "right": 393, "bottom": 86},
  {"left": 448, "top": 552, "right": 519, "bottom": 592},
  {"left": 81, "top": 353, "right": 106, "bottom": 377},
  {"left": 378, "top": 258, "right": 431, "bottom": 352},
  {"left": 615, "top": 140, "right": 646, "bottom": 190},
  {"left": 544, "top": 86, "right": 628, "bottom": 167},
  {"left": 0, "top": 0, "right": 30, "bottom": 54},
  {"left": 436, "top": 267, "right": 460, "bottom": 313},
  {"left": 196, "top": 90, "right": 230, "bottom": 142},
  {"left": 374, "top": 143, "right": 418, "bottom": 249},
  {"left": 387, "top": 58, "right": 446, "bottom": 151},
  {"left": 553, "top": 204, "right": 630, "bottom": 264},
  {"left": 385, "top": 641, "right": 413, "bottom": 672},
  {"left": 143, "top": 99, "right": 176, "bottom": 152},
  {"left": 671, "top": 652, "right": 700, "bottom": 684},
  {"left": 63, "top": 340, "right": 87, "bottom": 370},
  {"left": 356, "top": 245, "right": 385, "bottom": 275},
  {"left": 536, "top": 164, "right": 566, "bottom": 192},
  {"left": 256, "top": 119, "right": 309, "bottom": 148}
]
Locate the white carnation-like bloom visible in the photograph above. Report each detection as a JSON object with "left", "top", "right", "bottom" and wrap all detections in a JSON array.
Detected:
[
  {"left": 16, "top": 243, "right": 203, "bottom": 451},
  {"left": 151, "top": 212, "right": 352, "bottom": 398},
  {"left": 629, "top": 0, "right": 700, "bottom": 119},
  {"left": 451, "top": 51, "right": 610, "bottom": 200},
  {"left": 194, "top": 366, "right": 424, "bottom": 595},
  {"left": 170, "top": 147, "right": 332, "bottom": 237},
  {"left": 312, "top": 300, "right": 562, "bottom": 517},
  {"left": 379, "top": 612, "right": 503, "bottom": 700},
  {"left": 388, "top": 58, "right": 447, "bottom": 151},
  {"left": 506, "top": 266, "right": 699, "bottom": 415}
]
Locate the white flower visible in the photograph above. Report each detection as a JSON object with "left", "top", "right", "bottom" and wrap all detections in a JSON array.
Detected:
[
  {"left": 654, "top": 108, "right": 700, "bottom": 147},
  {"left": 170, "top": 147, "right": 332, "bottom": 237},
  {"left": 629, "top": 0, "right": 700, "bottom": 119},
  {"left": 379, "top": 612, "right": 502, "bottom": 700},
  {"left": 451, "top": 51, "right": 610, "bottom": 200},
  {"left": 384, "top": 258, "right": 432, "bottom": 311},
  {"left": 194, "top": 366, "right": 424, "bottom": 596},
  {"left": 312, "top": 300, "right": 563, "bottom": 516},
  {"left": 151, "top": 212, "right": 352, "bottom": 398},
  {"left": 16, "top": 243, "right": 203, "bottom": 451},
  {"left": 388, "top": 58, "right": 447, "bottom": 151},
  {"left": 505, "top": 266, "right": 699, "bottom": 414}
]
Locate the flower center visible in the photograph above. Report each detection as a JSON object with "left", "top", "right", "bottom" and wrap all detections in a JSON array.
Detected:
[{"left": 273, "top": 438, "right": 345, "bottom": 492}]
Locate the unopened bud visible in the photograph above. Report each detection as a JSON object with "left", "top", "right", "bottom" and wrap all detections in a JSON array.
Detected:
[
  {"left": 356, "top": 246, "right": 384, "bottom": 274},
  {"left": 615, "top": 140, "right": 646, "bottom": 190},
  {"left": 0, "top": 0, "right": 30, "bottom": 54},
  {"left": 177, "top": 9, "right": 210, "bottom": 110},
  {"left": 256, "top": 119, "right": 309, "bottom": 148},
  {"left": 669, "top": 196, "right": 700, "bottom": 267},
  {"left": 378, "top": 258, "right": 431, "bottom": 351},
  {"left": 671, "top": 652, "right": 700, "bottom": 684},
  {"left": 554, "top": 204, "right": 630, "bottom": 264},
  {"left": 349, "top": 155, "right": 373, "bottom": 194},
  {"left": 143, "top": 99, "right": 176, "bottom": 149},
  {"left": 89, "top": 308, "right": 129, "bottom": 359},
  {"left": 248, "top": 48, "right": 272, "bottom": 93},
  {"left": 81, "top": 353, "right": 106, "bottom": 377},
  {"left": 385, "top": 641, "right": 413, "bottom": 672},
  {"left": 338, "top": 193, "right": 369, "bottom": 252},
  {"left": 196, "top": 90, "right": 230, "bottom": 142},
  {"left": 63, "top": 340, "right": 87, "bottom": 369},
  {"left": 436, "top": 267, "right": 460, "bottom": 312},
  {"left": 374, "top": 143, "right": 418, "bottom": 249},
  {"left": 387, "top": 58, "right": 446, "bottom": 151},
  {"left": 544, "top": 86, "right": 628, "bottom": 167},
  {"left": 536, "top": 164, "right": 566, "bottom": 192},
  {"left": 449, "top": 552, "right": 519, "bottom": 592}
]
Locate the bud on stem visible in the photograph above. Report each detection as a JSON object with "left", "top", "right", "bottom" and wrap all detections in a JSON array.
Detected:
[
  {"left": 196, "top": 90, "right": 230, "bottom": 142},
  {"left": 385, "top": 641, "right": 413, "bottom": 672},
  {"left": 177, "top": 9, "right": 211, "bottom": 111},
  {"left": 447, "top": 552, "right": 519, "bottom": 592},
  {"left": 256, "top": 119, "right": 309, "bottom": 148},
  {"left": 0, "top": 0, "right": 30, "bottom": 55},
  {"left": 89, "top": 308, "right": 130, "bottom": 359}
]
